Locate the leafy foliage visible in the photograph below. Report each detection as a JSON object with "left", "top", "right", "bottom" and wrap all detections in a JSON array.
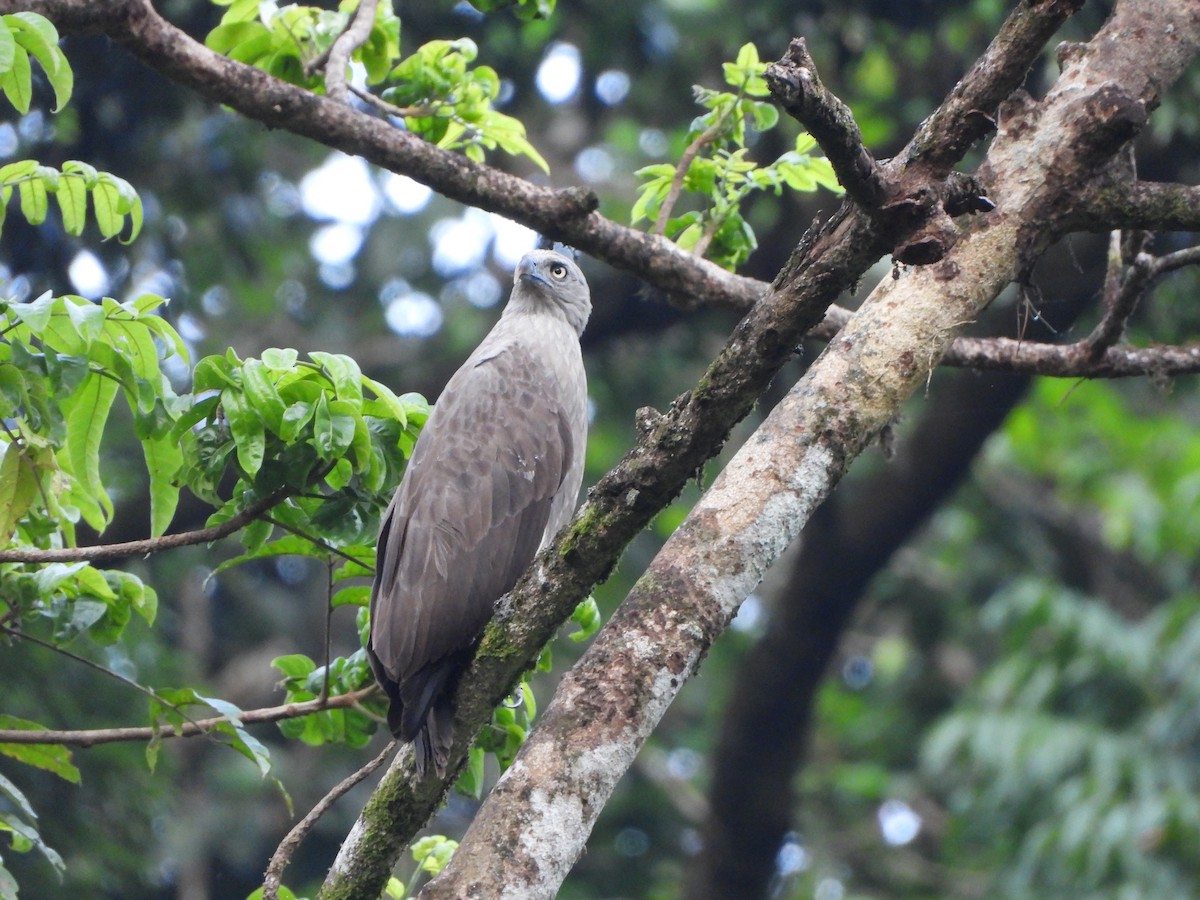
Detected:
[
  {"left": 207, "top": 0, "right": 401, "bottom": 89},
  {"left": 0, "top": 15, "right": 142, "bottom": 245},
  {"left": 633, "top": 42, "right": 841, "bottom": 269},
  {"left": 0, "top": 160, "right": 143, "bottom": 243},
  {"left": 205, "top": 1, "right": 547, "bottom": 171},
  {"left": 0, "top": 12, "right": 71, "bottom": 113},
  {"left": 924, "top": 579, "right": 1200, "bottom": 897}
]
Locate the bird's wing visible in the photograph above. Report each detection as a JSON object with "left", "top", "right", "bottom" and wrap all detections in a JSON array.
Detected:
[{"left": 369, "top": 339, "right": 578, "bottom": 687}]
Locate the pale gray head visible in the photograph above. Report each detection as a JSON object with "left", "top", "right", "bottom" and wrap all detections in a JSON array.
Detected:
[{"left": 510, "top": 249, "right": 591, "bottom": 337}]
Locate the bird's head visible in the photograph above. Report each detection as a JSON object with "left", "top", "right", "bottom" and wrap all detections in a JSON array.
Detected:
[{"left": 512, "top": 249, "right": 591, "bottom": 337}]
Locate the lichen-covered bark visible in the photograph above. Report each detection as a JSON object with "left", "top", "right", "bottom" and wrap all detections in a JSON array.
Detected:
[{"left": 422, "top": 3, "right": 1200, "bottom": 896}]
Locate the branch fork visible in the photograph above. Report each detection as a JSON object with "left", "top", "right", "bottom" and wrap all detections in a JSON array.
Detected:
[{"left": 765, "top": 37, "right": 995, "bottom": 266}]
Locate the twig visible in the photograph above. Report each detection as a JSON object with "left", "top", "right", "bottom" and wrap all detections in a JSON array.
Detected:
[
  {"left": 262, "top": 739, "right": 397, "bottom": 900},
  {"left": 261, "top": 513, "right": 374, "bottom": 573},
  {"left": 900, "top": 0, "right": 1086, "bottom": 172},
  {"left": 1082, "top": 230, "right": 1153, "bottom": 357},
  {"left": 653, "top": 114, "right": 730, "bottom": 236},
  {"left": 323, "top": 0, "right": 379, "bottom": 103},
  {"left": 1152, "top": 244, "right": 1200, "bottom": 276},
  {"left": 321, "top": 561, "right": 335, "bottom": 703},
  {"left": 1, "top": 625, "right": 204, "bottom": 731},
  {"left": 0, "top": 487, "right": 293, "bottom": 563},
  {"left": 348, "top": 83, "right": 430, "bottom": 119},
  {"left": 0, "top": 687, "right": 378, "bottom": 746}
]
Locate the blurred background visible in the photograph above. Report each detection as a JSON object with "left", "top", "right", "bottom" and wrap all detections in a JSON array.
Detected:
[{"left": 3, "top": 0, "right": 1200, "bottom": 897}]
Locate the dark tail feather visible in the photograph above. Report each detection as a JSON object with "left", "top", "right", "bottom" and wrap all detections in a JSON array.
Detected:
[
  {"left": 413, "top": 699, "right": 454, "bottom": 778},
  {"left": 389, "top": 653, "right": 469, "bottom": 778}
]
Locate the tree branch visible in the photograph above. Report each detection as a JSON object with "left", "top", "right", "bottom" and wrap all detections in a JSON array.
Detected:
[
  {"left": 262, "top": 739, "right": 396, "bottom": 900},
  {"left": 322, "top": 0, "right": 378, "bottom": 102},
  {"left": 652, "top": 115, "right": 729, "bottom": 236},
  {"left": 0, "top": 688, "right": 376, "bottom": 746},
  {"left": 1081, "top": 230, "right": 1152, "bottom": 357},
  {"left": 687, "top": 364, "right": 1035, "bottom": 900},
  {"left": 1073, "top": 180, "right": 1200, "bottom": 232},
  {"left": 3, "top": 0, "right": 771, "bottom": 312},
  {"left": 765, "top": 37, "right": 891, "bottom": 209},
  {"left": 0, "top": 486, "right": 293, "bottom": 563},
  {"left": 942, "top": 335, "right": 1200, "bottom": 377}
]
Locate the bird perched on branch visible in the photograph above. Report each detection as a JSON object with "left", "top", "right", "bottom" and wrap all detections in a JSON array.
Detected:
[{"left": 368, "top": 249, "right": 591, "bottom": 777}]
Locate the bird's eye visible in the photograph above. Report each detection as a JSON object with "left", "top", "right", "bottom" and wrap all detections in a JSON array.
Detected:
[{"left": 549, "top": 263, "right": 568, "bottom": 280}]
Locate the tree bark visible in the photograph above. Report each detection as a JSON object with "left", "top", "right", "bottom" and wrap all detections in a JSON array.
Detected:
[
  {"left": 419, "top": 3, "right": 1200, "bottom": 896},
  {"left": 685, "top": 362, "right": 1034, "bottom": 900}
]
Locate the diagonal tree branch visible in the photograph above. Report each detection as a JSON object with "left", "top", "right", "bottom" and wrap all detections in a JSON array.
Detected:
[
  {"left": 2, "top": 0, "right": 768, "bottom": 312},
  {"left": 766, "top": 37, "right": 891, "bottom": 210},
  {"left": 322, "top": 0, "right": 378, "bottom": 102}
]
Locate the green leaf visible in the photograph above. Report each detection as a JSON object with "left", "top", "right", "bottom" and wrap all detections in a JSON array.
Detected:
[
  {"left": 242, "top": 357, "right": 287, "bottom": 436},
  {"left": 412, "top": 834, "right": 459, "bottom": 875},
  {"left": 56, "top": 171, "right": 87, "bottom": 236},
  {"left": 361, "top": 376, "right": 408, "bottom": 429},
  {"left": 0, "top": 716, "right": 81, "bottom": 783},
  {"left": 61, "top": 158, "right": 98, "bottom": 185},
  {"left": 331, "top": 584, "right": 371, "bottom": 608},
  {"left": 0, "top": 19, "right": 14, "bottom": 75},
  {"left": 0, "top": 440, "right": 38, "bottom": 541},
  {"left": 210, "top": 534, "right": 325, "bottom": 578},
  {"left": 221, "top": 388, "right": 266, "bottom": 477},
  {"left": 91, "top": 172, "right": 142, "bottom": 242},
  {"left": 310, "top": 351, "right": 363, "bottom": 403},
  {"left": 16, "top": 165, "right": 47, "bottom": 225},
  {"left": 246, "top": 886, "right": 298, "bottom": 900},
  {"left": 0, "top": 41, "right": 30, "bottom": 113},
  {"left": 239, "top": 516, "right": 273, "bottom": 553},
  {"left": 568, "top": 596, "right": 602, "bottom": 642},
  {"left": 6, "top": 12, "right": 71, "bottom": 110},
  {"left": 59, "top": 371, "right": 118, "bottom": 531},
  {"left": 0, "top": 772, "right": 37, "bottom": 821},
  {"left": 312, "top": 393, "right": 357, "bottom": 461},
  {"left": 261, "top": 347, "right": 299, "bottom": 370},
  {"left": 272, "top": 654, "right": 317, "bottom": 681},
  {"left": 142, "top": 435, "right": 182, "bottom": 537}
]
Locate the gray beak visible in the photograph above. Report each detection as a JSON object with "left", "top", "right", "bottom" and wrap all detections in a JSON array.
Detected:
[{"left": 516, "top": 256, "right": 549, "bottom": 288}]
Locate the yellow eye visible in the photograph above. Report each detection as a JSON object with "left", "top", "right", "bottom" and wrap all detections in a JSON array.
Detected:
[{"left": 549, "top": 263, "right": 568, "bottom": 280}]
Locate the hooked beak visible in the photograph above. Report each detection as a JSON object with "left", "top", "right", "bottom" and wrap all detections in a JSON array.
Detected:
[{"left": 515, "top": 257, "right": 550, "bottom": 288}]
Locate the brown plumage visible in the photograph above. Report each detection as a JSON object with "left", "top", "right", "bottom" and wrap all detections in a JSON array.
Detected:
[{"left": 368, "top": 249, "right": 590, "bottom": 776}]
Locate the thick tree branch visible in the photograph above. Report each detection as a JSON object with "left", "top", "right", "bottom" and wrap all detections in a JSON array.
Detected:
[
  {"left": 691, "top": 264, "right": 1099, "bottom": 899},
  {"left": 1073, "top": 180, "right": 1200, "bottom": 232},
  {"left": 2, "top": 0, "right": 769, "bottom": 312},
  {"left": 687, "top": 365, "right": 1035, "bottom": 900},
  {"left": 0, "top": 688, "right": 375, "bottom": 746},
  {"left": 418, "top": 4, "right": 1200, "bottom": 896}
]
